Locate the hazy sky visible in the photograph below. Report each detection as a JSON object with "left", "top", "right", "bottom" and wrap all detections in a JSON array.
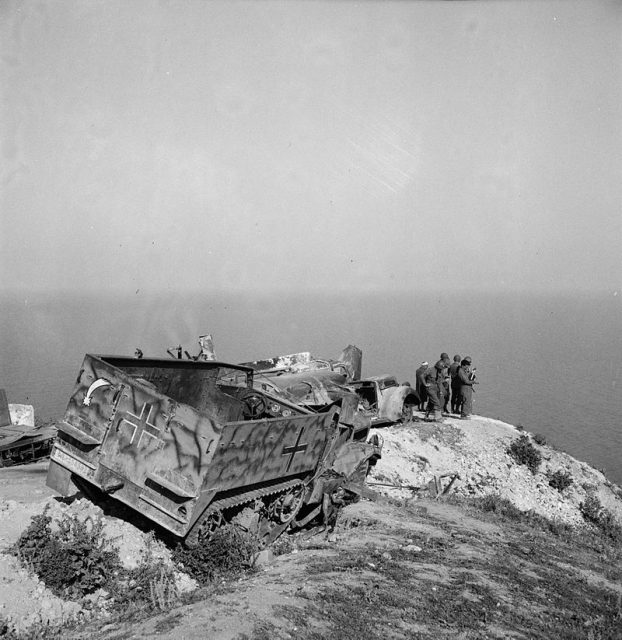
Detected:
[{"left": 1, "top": 0, "right": 621, "bottom": 295}]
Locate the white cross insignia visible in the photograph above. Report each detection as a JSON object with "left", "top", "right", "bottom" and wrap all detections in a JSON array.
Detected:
[{"left": 117, "top": 403, "right": 162, "bottom": 449}]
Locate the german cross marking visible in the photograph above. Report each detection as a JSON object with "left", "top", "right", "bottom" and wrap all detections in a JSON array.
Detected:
[
  {"left": 281, "top": 426, "right": 308, "bottom": 472},
  {"left": 118, "top": 403, "right": 162, "bottom": 449}
]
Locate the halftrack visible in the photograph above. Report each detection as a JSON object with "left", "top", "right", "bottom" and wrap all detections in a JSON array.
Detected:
[{"left": 47, "top": 354, "right": 381, "bottom": 546}]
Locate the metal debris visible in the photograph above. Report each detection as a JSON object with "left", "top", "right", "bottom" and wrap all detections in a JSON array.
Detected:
[
  {"left": 347, "top": 376, "right": 419, "bottom": 426},
  {"left": 0, "top": 389, "right": 57, "bottom": 468}
]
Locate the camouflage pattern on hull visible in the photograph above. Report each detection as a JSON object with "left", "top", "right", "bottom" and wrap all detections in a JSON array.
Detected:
[{"left": 47, "top": 354, "right": 381, "bottom": 543}]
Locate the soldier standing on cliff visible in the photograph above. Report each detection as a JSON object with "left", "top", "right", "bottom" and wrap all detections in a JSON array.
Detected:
[
  {"left": 440, "top": 353, "right": 451, "bottom": 415},
  {"left": 458, "top": 356, "right": 478, "bottom": 420},
  {"left": 424, "top": 360, "right": 446, "bottom": 422},
  {"left": 415, "top": 361, "right": 429, "bottom": 411},
  {"left": 448, "top": 354, "right": 462, "bottom": 414}
]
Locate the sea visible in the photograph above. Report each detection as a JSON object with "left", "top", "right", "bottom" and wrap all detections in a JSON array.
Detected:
[{"left": 1, "top": 290, "right": 621, "bottom": 485}]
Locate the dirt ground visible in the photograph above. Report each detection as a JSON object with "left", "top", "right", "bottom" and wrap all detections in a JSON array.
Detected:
[
  {"left": 65, "top": 493, "right": 622, "bottom": 640},
  {"left": 0, "top": 460, "right": 56, "bottom": 550},
  {"left": 2, "top": 415, "right": 622, "bottom": 639}
]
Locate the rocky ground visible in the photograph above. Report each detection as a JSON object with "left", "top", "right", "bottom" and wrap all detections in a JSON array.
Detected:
[
  {"left": 369, "top": 413, "right": 622, "bottom": 526},
  {"left": 1, "top": 412, "right": 621, "bottom": 639}
]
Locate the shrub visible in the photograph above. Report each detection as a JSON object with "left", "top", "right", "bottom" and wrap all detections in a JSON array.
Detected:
[
  {"left": 533, "top": 433, "right": 548, "bottom": 446},
  {"left": 548, "top": 469, "right": 574, "bottom": 492},
  {"left": 474, "top": 494, "right": 525, "bottom": 520},
  {"left": 507, "top": 435, "right": 542, "bottom": 474},
  {"left": 172, "top": 524, "right": 260, "bottom": 585},
  {"left": 580, "top": 495, "right": 602, "bottom": 524},
  {"left": 13, "top": 509, "right": 122, "bottom": 599},
  {"left": 580, "top": 495, "right": 622, "bottom": 544},
  {"left": 597, "top": 510, "right": 622, "bottom": 545}
]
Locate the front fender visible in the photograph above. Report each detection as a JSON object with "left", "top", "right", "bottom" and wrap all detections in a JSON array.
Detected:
[{"left": 378, "top": 386, "right": 419, "bottom": 422}]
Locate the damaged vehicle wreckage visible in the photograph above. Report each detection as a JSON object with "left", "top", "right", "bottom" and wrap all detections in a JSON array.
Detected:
[
  {"left": 243, "top": 344, "right": 419, "bottom": 425},
  {"left": 0, "top": 389, "right": 57, "bottom": 467},
  {"left": 46, "top": 354, "right": 382, "bottom": 548},
  {"left": 346, "top": 375, "right": 419, "bottom": 426},
  {"left": 242, "top": 345, "right": 363, "bottom": 410}
]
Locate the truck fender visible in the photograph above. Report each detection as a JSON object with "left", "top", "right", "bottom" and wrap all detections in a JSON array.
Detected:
[{"left": 379, "top": 386, "right": 419, "bottom": 422}]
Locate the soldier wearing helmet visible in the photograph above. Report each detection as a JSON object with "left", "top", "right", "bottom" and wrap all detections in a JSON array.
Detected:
[{"left": 457, "top": 357, "right": 477, "bottom": 419}]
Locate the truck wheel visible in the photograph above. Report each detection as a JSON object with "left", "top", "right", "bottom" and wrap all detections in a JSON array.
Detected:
[{"left": 269, "top": 486, "right": 305, "bottom": 525}]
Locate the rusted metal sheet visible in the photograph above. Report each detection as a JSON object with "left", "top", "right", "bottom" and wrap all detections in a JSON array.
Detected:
[{"left": 47, "top": 354, "right": 381, "bottom": 544}]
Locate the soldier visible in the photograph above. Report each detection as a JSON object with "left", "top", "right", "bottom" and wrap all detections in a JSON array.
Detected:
[
  {"left": 448, "top": 354, "right": 462, "bottom": 414},
  {"left": 440, "top": 353, "right": 451, "bottom": 415},
  {"left": 415, "top": 361, "right": 429, "bottom": 411},
  {"left": 457, "top": 357, "right": 478, "bottom": 420},
  {"left": 424, "top": 360, "right": 446, "bottom": 422}
]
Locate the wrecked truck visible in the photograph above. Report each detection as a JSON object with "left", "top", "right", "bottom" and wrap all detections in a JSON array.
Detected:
[
  {"left": 47, "top": 354, "right": 381, "bottom": 547},
  {"left": 347, "top": 375, "right": 419, "bottom": 426}
]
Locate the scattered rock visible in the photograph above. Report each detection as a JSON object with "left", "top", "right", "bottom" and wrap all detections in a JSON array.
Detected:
[{"left": 254, "top": 549, "right": 274, "bottom": 567}]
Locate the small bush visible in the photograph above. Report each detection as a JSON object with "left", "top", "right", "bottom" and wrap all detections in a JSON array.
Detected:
[
  {"left": 580, "top": 495, "right": 602, "bottom": 524},
  {"left": 507, "top": 435, "right": 542, "bottom": 474},
  {"left": 110, "top": 539, "right": 182, "bottom": 615},
  {"left": 598, "top": 510, "right": 622, "bottom": 545},
  {"left": 13, "top": 509, "right": 122, "bottom": 599},
  {"left": 122, "top": 562, "right": 180, "bottom": 613},
  {"left": 172, "top": 524, "right": 260, "bottom": 585},
  {"left": 474, "top": 494, "right": 525, "bottom": 520},
  {"left": 548, "top": 469, "right": 574, "bottom": 492},
  {"left": 533, "top": 433, "right": 548, "bottom": 446},
  {"left": 580, "top": 495, "right": 622, "bottom": 544}
]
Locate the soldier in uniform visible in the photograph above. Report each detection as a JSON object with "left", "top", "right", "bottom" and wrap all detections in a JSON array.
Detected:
[
  {"left": 457, "top": 356, "right": 478, "bottom": 419},
  {"left": 448, "top": 354, "right": 462, "bottom": 414},
  {"left": 415, "top": 361, "right": 429, "bottom": 411},
  {"left": 440, "top": 353, "right": 451, "bottom": 415},
  {"left": 424, "top": 360, "right": 446, "bottom": 422}
]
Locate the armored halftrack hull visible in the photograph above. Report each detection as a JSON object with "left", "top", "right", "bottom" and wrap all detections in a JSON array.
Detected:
[{"left": 47, "top": 354, "right": 381, "bottom": 545}]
